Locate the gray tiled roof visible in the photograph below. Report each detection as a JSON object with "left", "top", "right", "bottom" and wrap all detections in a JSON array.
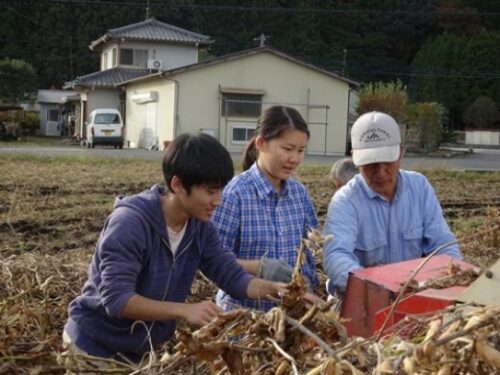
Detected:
[
  {"left": 64, "top": 67, "right": 152, "bottom": 89},
  {"left": 90, "top": 18, "right": 211, "bottom": 50}
]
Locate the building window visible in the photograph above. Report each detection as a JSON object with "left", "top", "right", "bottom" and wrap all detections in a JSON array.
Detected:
[
  {"left": 135, "top": 49, "right": 147, "bottom": 67},
  {"left": 121, "top": 48, "right": 133, "bottom": 65},
  {"left": 47, "top": 109, "right": 59, "bottom": 122},
  {"left": 102, "top": 53, "right": 108, "bottom": 70},
  {"left": 112, "top": 48, "right": 117, "bottom": 67},
  {"left": 232, "top": 126, "right": 255, "bottom": 143},
  {"left": 221, "top": 93, "right": 262, "bottom": 117},
  {"left": 120, "top": 48, "right": 148, "bottom": 68}
]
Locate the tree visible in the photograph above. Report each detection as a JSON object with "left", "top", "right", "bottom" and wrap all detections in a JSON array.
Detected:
[
  {"left": 0, "top": 59, "right": 36, "bottom": 104},
  {"left": 356, "top": 80, "right": 407, "bottom": 123},
  {"left": 463, "top": 96, "right": 499, "bottom": 129},
  {"left": 409, "top": 31, "right": 500, "bottom": 129},
  {"left": 406, "top": 102, "right": 446, "bottom": 151}
]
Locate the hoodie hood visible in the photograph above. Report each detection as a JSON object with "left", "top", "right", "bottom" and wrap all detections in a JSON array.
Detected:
[{"left": 113, "top": 184, "right": 168, "bottom": 237}]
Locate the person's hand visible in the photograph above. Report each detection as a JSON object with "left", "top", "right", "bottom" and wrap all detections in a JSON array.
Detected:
[
  {"left": 247, "top": 278, "right": 289, "bottom": 300},
  {"left": 181, "top": 301, "right": 223, "bottom": 327},
  {"left": 256, "top": 257, "right": 293, "bottom": 282}
]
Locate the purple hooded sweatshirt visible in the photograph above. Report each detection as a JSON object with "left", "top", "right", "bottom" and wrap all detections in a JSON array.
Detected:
[{"left": 65, "top": 185, "right": 252, "bottom": 362}]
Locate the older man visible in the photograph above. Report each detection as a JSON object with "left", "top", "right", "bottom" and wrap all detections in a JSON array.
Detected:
[{"left": 322, "top": 111, "right": 462, "bottom": 296}]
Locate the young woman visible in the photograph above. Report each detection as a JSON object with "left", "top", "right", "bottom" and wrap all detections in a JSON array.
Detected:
[{"left": 212, "top": 105, "right": 320, "bottom": 311}]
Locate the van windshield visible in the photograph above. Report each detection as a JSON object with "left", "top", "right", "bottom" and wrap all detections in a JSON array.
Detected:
[{"left": 94, "top": 113, "right": 120, "bottom": 124}]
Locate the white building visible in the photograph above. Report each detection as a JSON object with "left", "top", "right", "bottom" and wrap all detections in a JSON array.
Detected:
[
  {"left": 121, "top": 46, "right": 359, "bottom": 155},
  {"left": 64, "top": 17, "right": 211, "bottom": 140}
]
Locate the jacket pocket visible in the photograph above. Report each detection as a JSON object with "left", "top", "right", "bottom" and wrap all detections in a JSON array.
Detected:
[
  {"left": 354, "top": 236, "right": 387, "bottom": 267},
  {"left": 403, "top": 226, "right": 424, "bottom": 258}
]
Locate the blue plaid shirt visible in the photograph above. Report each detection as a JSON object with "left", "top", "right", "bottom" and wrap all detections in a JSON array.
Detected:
[{"left": 212, "top": 163, "right": 319, "bottom": 312}]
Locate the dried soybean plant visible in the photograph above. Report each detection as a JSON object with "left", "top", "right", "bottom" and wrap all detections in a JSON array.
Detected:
[
  {"left": 0, "top": 251, "right": 89, "bottom": 374},
  {"left": 59, "top": 229, "right": 500, "bottom": 375},
  {"left": 158, "top": 229, "right": 373, "bottom": 375},
  {"left": 375, "top": 304, "right": 500, "bottom": 374}
]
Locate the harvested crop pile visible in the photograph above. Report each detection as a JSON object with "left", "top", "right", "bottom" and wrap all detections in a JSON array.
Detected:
[
  {"left": 0, "top": 251, "right": 89, "bottom": 374},
  {"left": 60, "top": 231, "right": 500, "bottom": 375},
  {"left": 374, "top": 304, "right": 500, "bottom": 374},
  {"left": 61, "top": 286, "right": 500, "bottom": 374}
]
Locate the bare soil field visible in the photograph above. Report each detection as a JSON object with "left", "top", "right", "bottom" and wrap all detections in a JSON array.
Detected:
[{"left": 0, "top": 154, "right": 499, "bottom": 374}]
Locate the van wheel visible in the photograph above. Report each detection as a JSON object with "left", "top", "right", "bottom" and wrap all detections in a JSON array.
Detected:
[
  {"left": 114, "top": 145, "right": 117, "bottom": 149},
  {"left": 119, "top": 144, "right": 123, "bottom": 149}
]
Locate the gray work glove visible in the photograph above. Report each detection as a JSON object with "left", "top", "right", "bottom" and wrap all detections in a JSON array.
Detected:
[{"left": 256, "top": 258, "right": 293, "bottom": 283}]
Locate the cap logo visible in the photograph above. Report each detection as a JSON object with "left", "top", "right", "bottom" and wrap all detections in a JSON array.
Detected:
[{"left": 359, "top": 128, "right": 391, "bottom": 143}]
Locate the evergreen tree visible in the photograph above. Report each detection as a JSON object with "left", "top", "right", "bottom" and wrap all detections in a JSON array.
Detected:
[
  {"left": 0, "top": 58, "right": 37, "bottom": 103},
  {"left": 409, "top": 31, "right": 500, "bottom": 129}
]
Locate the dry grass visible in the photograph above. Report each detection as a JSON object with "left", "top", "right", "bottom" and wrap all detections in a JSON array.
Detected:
[{"left": 0, "top": 154, "right": 499, "bottom": 374}]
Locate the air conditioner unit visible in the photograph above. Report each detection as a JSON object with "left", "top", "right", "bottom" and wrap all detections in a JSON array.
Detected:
[
  {"left": 147, "top": 59, "right": 163, "bottom": 70},
  {"left": 130, "top": 91, "right": 159, "bottom": 104}
]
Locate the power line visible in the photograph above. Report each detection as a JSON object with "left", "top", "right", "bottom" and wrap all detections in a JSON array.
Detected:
[
  {"left": 0, "top": 2, "right": 71, "bottom": 38},
  {"left": 0, "top": 1, "right": 75, "bottom": 79},
  {"left": 14, "top": 0, "right": 500, "bottom": 16}
]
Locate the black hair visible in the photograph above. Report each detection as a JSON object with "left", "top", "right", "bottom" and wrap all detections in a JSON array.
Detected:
[
  {"left": 162, "top": 133, "right": 234, "bottom": 194},
  {"left": 242, "top": 106, "right": 310, "bottom": 171}
]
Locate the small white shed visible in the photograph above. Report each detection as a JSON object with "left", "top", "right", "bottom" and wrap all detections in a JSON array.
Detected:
[{"left": 37, "top": 90, "right": 79, "bottom": 136}]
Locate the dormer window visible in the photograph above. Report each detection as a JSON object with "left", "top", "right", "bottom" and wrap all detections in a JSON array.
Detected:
[{"left": 120, "top": 48, "right": 148, "bottom": 68}]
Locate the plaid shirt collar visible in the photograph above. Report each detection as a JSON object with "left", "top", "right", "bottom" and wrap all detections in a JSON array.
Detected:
[{"left": 248, "top": 162, "right": 289, "bottom": 199}]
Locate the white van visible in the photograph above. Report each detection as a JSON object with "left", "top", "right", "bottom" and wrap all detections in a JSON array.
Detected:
[{"left": 86, "top": 109, "right": 124, "bottom": 149}]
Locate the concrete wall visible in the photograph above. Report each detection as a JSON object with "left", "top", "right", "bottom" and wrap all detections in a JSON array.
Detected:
[
  {"left": 85, "top": 89, "right": 121, "bottom": 120},
  {"left": 465, "top": 130, "right": 500, "bottom": 146}
]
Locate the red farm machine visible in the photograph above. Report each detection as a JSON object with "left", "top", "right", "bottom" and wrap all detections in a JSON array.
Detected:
[{"left": 340, "top": 255, "right": 500, "bottom": 338}]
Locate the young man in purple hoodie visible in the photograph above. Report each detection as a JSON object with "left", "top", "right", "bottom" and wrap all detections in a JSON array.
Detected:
[{"left": 63, "top": 133, "right": 287, "bottom": 365}]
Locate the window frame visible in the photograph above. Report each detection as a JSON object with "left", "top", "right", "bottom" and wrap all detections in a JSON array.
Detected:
[
  {"left": 231, "top": 125, "right": 256, "bottom": 144},
  {"left": 102, "top": 52, "right": 108, "bottom": 70},
  {"left": 120, "top": 48, "right": 148, "bottom": 68},
  {"left": 221, "top": 93, "right": 262, "bottom": 118},
  {"left": 47, "top": 109, "right": 59, "bottom": 122}
]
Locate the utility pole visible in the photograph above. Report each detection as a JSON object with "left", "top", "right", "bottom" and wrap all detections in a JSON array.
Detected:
[
  {"left": 69, "top": 0, "right": 75, "bottom": 78},
  {"left": 253, "top": 33, "right": 269, "bottom": 47},
  {"left": 146, "top": 0, "right": 150, "bottom": 19},
  {"left": 342, "top": 48, "right": 347, "bottom": 75}
]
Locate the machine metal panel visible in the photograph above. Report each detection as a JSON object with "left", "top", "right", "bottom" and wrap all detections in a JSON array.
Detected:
[
  {"left": 457, "top": 259, "right": 500, "bottom": 306},
  {"left": 341, "top": 255, "right": 476, "bottom": 337}
]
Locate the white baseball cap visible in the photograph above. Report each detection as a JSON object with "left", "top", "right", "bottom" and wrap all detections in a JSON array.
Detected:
[{"left": 351, "top": 111, "right": 401, "bottom": 167}]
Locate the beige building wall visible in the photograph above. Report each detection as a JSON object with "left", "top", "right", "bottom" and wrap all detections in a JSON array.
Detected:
[
  {"left": 125, "top": 79, "right": 176, "bottom": 149},
  {"left": 170, "top": 52, "right": 350, "bottom": 155}
]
